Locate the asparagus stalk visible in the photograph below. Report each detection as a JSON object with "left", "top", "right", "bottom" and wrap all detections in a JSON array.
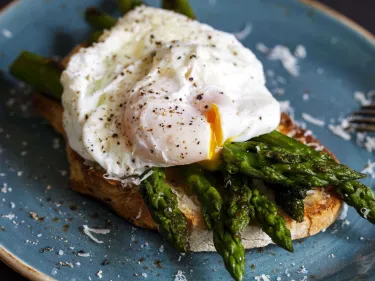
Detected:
[
  {"left": 223, "top": 175, "right": 254, "bottom": 234},
  {"left": 85, "top": 7, "right": 117, "bottom": 30},
  {"left": 182, "top": 166, "right": 245, "bottom": 281},
  {"left": 162, "top": 0, "right": 196, "bottom": 19},
  {"left": 222, "top": 141, "right": 365, "bottom": 188},
  {"left": 274, "top": 190, "right": 305, "bottom": 223},
  {"left": 88, "top": 30, "right": 104, "bottom": 44},
  {"left": 213, "top": 222, "right": 245, "bottom": 281},
  {"left": 254, "top": 130, "right": 330, "bottom": 160},
  {"left": 141, "top": 168, "right": 189, "bottom": 252},
  {"left": 249, "top": 179, "right": 294, "bottom": 252},
  {"left": 9, "top": 51, "right": 63, "bottom": 100},
  {"left": 335, "top": 180, "right": 375, "bottom": 224},
  {"left": 118, "top": 0, "right": 143, "bottom": 14}
]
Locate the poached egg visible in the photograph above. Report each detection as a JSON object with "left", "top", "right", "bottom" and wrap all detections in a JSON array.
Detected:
[{"left": 62, "top": 6, "right": 280, "bottom": 179}]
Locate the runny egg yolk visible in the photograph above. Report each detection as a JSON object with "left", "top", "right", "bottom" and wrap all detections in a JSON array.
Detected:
[
  {"left": 200, "top": 104, "right": 223, "bottom": 170},
  {"left": 207, "top": 104, "right": 223, "bottom": 158}
]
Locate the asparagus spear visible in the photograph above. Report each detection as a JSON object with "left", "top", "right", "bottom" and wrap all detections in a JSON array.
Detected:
[
  {"left": 335, "top": 180, "right": 375, "bottom": 224},
  {"left": 88, "top": 30, "right": 104, "bottom": 44},
  {"left": 162, "top": 0, "right": 196, "bottom": 19},
  {"left": 182, "top": 166, "right": 245, "bottom": 281},
  {"left": 223, "top": 175, "right": 254, "bottom": 234},
  {"left": 249, "top": 179, "right": 294, "bottom": 252},
  {"left": 85, "top": 7, "right": 117, "bottom": 30},
  {"left": 118, "top": 0, "right": 143, "bottom": 14},
  {"left": 213, "top": 222, "right": 245, "bottom": 281},
  {"left": 141, "top": 168, "right": 189, "bottom": 252},
  {"left": 222, "top": 141, "right": 365, "bottom": 188},
  {"left": 274, "top": 190, "right": 305, "bottom": 223},
  {"left": 9, "top": 51, "right": 63, "bottom": 100},
  {"left": 254, "top": 130, "right": 329, "bottom": 160}
]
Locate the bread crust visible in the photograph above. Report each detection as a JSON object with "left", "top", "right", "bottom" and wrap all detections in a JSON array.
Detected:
[{"left": 33, "top": 93, "right": 342, "bottom": 251}]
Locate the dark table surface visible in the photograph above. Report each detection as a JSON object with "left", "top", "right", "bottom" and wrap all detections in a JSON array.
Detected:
[{"left": 0, "top": 0, "right": 374, "bottom": 280}]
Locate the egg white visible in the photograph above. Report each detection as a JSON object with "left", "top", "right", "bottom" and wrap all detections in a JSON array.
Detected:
[{"left": 62, "top": 6, "right": 280, "bottom": 179}]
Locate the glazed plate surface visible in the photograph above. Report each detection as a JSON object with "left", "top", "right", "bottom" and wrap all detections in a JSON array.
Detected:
[{"left": 0, "top": 0, "right": 374, "bottom": 280}]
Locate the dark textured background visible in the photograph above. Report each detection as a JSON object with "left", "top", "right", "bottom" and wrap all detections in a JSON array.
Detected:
[{"left": 0, "top": 0, "right": 374, "bottom": 280}]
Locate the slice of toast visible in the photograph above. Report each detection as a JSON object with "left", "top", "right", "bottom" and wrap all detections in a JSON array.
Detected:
[{"left": 33, "top": 93, "right": 342, "bottom": 252}]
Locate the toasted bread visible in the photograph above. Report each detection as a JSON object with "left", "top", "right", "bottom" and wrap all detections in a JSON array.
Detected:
[
  {"left": 33, "top": 92, "right": 342, "bottom": 251},
  {"left": 31, "top": 39, "right": 342, "bottom": 251}
]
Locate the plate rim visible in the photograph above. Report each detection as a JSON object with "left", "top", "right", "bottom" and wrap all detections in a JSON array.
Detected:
[
  {"left": 0, "top": 246, "right": 55, "bottom": 281},
  {"left": 0, "top": 0, "right": 374, "bottom": 280}
]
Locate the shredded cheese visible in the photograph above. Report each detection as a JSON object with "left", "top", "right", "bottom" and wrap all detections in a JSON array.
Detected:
[
  {"left": 268, "top": 45, "right": 300, "bottom": 76},
  {"left": 234, "top": 23, "right": 252, "bottom": 40},
  {"left": 328, "top": 124, "right": 351, "bottom": 140},
  {"left": 361, "top": 160, "right": 375, "bottom": 179},
  {"left": 301, "top": 113, "right": 325, "bottom": 127},
  {"left": 82, "top": 225, "right": 110, "bottom": 244},
  {"left": 174, "top": 270, "right": 187, "bottom": 281},
  {"left": 354, "top": 91, "right": 371, "bottom": 106}
]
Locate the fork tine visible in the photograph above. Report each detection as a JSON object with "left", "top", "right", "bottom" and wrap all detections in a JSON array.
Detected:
[
  {"left": 361, "top": 104, "right": 375, "bottom": 110},
  {"left": 352, "top": 109, "right": 375, "bottom": 116},
  {"left": 349, "top": 123, "right": 375, "bottom": 132},
  {"left": 349, "top": 116, "right": 375, "bottom": 124}
]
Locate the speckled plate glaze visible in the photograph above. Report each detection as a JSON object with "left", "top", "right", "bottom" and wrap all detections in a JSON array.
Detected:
[{"left": 0, "top": 0, "right": 374, "bottom": 280}]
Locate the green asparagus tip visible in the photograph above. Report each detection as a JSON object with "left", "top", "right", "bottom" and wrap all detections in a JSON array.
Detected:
[
  {"left": 88, "top": 30, "right": 104, "bottom": 45},
  {"left": 9, "top": 51, "right": 63, "bottom": 100},
  {"left": 141, "top": 168, "right": 189, "bottom": 252},
  {"left": 85, "top": 6, "right": 117, "bottom": 30},
  {"left": 118, "top": 0, "right": 143, "bottom": 14},
  {"left": 162, "top": 0, "right": 196, "bottom": 19}
]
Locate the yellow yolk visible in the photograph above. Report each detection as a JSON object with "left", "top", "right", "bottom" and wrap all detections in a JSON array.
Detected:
[
  {"left": 207, "top": 104, "right": 223, "bottom": 157},
  {"left": 199, "top": 104, "right": 223, "bottom": 171}
]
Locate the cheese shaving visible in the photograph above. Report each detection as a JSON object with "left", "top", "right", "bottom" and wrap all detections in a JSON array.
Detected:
[
  {"left": 294, "top": 45, "right": 307, "bottom": 59},
  {"left": 361, "top": 208, "right": 370, "bottom": 219},
  {"left": 254, "top": 274, "right": 270, "bottom": 281},
  {"left": 256, "top": 43, "right": 269, "bottom": 53},
  {"left": 279, "top": 100, "right": 295, "bottom": 118},
  {"left": 301, "top": 113, "right": 325, "bottom": 127},
  {"left": 354, "top": 91, "right": 371, "bottom": 106},
  {"left": 268, "top": 45, "right": 300, "bottom": 76},
  {"left": 328, "top": 124, "right": 351, "bottom": 140},
  {"left": 339, "top": 203, "right": 349, "bottom": 220},
  {"left": 234, "top": 23, "right": 252, "bottom": 40},
  {"left": 82, "top": 225, "right": 110, "bottom": 244},
  {"left": 174, "top": 270, "right": 187, "bottom": 281},
  {"left": 140, "top": 170, "right": 154, "bottom": 182},
  {"left": 361, "top": 160, "right": 375, "bottom": 179}
]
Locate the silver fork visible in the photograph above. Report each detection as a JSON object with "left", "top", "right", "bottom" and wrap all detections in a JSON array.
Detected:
[{"left": 349, "top": 104, "right": 375, "bottom": 132}]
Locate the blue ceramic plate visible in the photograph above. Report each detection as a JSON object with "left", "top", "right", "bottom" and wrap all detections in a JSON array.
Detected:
[{"left": 0, "top": 0, "right": 374, "bottom": 280}]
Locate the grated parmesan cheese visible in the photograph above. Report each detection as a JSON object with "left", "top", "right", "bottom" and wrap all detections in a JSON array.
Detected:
[
  {"left": 302, "top": 113, "right": 325, "bottom": 127},
  {"left": 77, "top": 252, "right": 90, "bottom": 257},
  {"left": 279, "top": 100, "right": 295, "bottom": 118},
  {"left": 339, "top": 203, "right": 349, "bottom": 220},
  {"left": 234, "top": 23, "right": 252, "bottom": 40},
  {"left": 328, "top": 124, "right": 351, "bottom": 141},
  {"left": 268, "top": 45, "right": 300, "bottom": 76},
  {"left": 82, "top": 225, "right": 110, "bottom": 244},
  {"left": 354, "top": 91, "right": 371, "bottom": 106},
  {"left": 174, "top": 270, "right": 187, "bottom": 281},
  {"left": 2, "top": 213, "right": 15, "bottom": 220},
  {"left": 254, "top": 275, "right": 270, "bottom": 281},
  {"left": 294, "top": 45, "right": 307, "bottom": 59},
  {"left": 360, "top": 208, "right": 370, "bottom": 219},
  {"left": 361, "top": 160, "right": 375, "bottom": 179},
  {"left": 256, "top": 42, "right": 269, "bottom": 53},
  {"left": 1, "top": 28, "right": 12, "bottom": 38},
  {"left": 139, "top": 170, "right": 154, "bottom": 182}
]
